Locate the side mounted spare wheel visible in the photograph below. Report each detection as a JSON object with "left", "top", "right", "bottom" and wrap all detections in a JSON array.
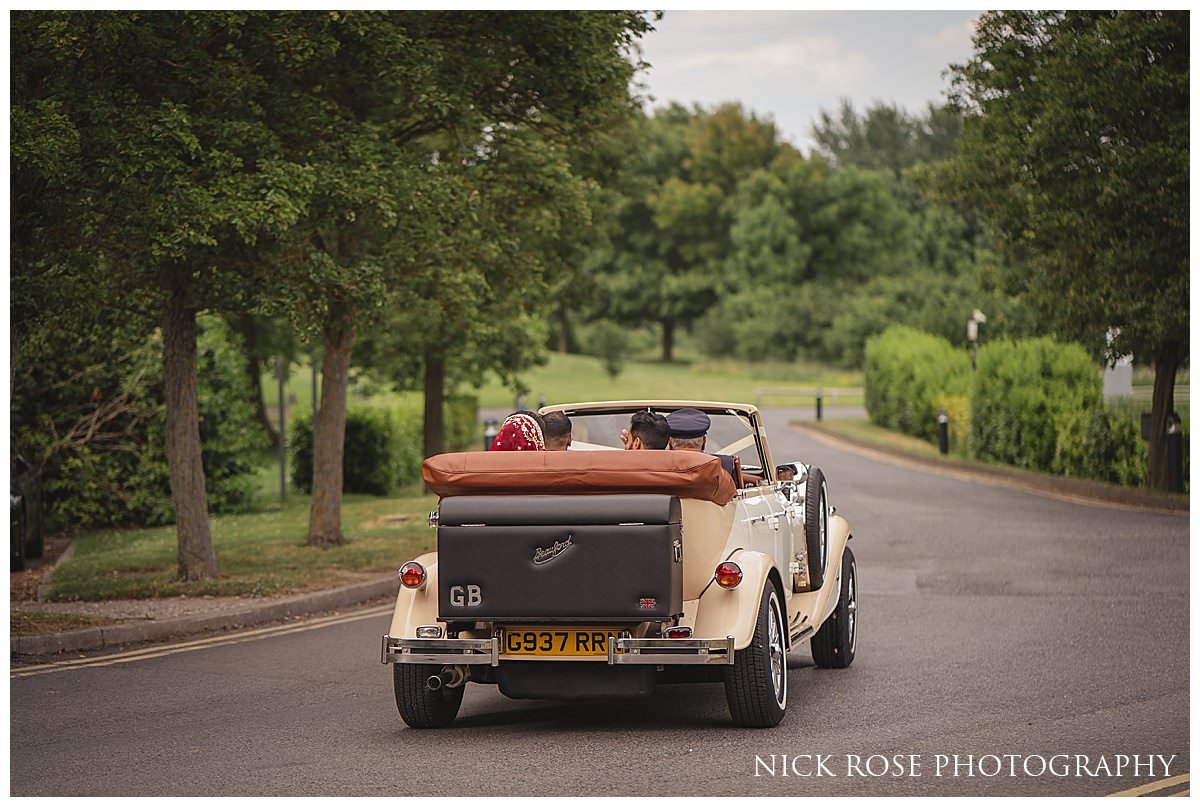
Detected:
[
  {"left": 724, "top": 582, "right": 787, "bottom": 728},
  {"left": 811, "top": 545, "right": 857, "bottom": 669},
  {"left": 803, "top": 466, "right": 829, "bottom": 590},
  {"left": 394, "top": 663, "right": 464, "bottom": 729}
]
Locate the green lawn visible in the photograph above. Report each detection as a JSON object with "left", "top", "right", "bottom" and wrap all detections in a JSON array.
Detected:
[
  {"left": 46, "top": 486, "right": 439, "bottom": 601},
  {"left": 467, "top": 352, "right": 863, "bottom": 409},
  {"left": 261, "top": 351, "right": 863, "bottom": 418}
]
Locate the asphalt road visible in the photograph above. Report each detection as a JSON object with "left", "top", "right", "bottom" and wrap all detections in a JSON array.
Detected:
[{"left": 11, "top": 409, "right": 1189, "bottom": 796}]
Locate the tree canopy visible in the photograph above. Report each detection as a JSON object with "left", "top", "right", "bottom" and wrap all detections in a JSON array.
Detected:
[{"left": 944, "top": 10, "right": 1189, "bottom": 487}]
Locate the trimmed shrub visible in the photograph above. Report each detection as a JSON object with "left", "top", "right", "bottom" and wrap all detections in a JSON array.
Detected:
[
  {"left": 290, "top": 393, "right": 478, "bottom": 494},
  {"left": 1053, "top": 400, "right": 1147, "bottom": 486},
  {"left": 290, "top": 407, "right": 400, "bottom": 496},
  {"left": 970, "top": 338, "right": 1101, "bottom": 471},
  {"left": 864, "top": 325, "right": 971, "bottom": 442}
]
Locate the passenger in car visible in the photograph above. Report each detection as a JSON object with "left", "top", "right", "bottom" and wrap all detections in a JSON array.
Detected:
[
  {"left": 542, "top": 412, "right": 572, "bottom": 451},
  {"left": 620, "top": 410, "right": 670, "bottom": 450},
  {"left": 490, "top": 411, "right": 546, "bottom": 451}
]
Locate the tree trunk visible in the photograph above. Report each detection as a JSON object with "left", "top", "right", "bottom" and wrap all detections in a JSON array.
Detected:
[
  {"left": 661, "top": 317, "right": 675, "bottom": 363},
  {"left": 557, "top": 303, "right": 570, "bottom": 354},
  {"left": 162, "top": 271, "right": 219, "bottom": 580},
  {"left": 1146, "top": 341, "right": 1181, "bottom": 490},
  {"left": 230, "top": 314, "right": 279, "bottom": 447},
  {"left": 423, "top": 350, "right": 446, "bottom": 460},
  {"left": 306, "top": 307, "right": 354, "bottom": 547}
]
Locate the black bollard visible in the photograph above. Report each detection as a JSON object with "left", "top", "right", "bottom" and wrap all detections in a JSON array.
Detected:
[
  {"left": 1166, "top": 414, "right": 1184, "bottom": 493},
  {"left": 937, "top": 409, "right": 949, "bottom": 455},
  {"left": 815, "top": 389, "right": 823, "bottom": 421}
]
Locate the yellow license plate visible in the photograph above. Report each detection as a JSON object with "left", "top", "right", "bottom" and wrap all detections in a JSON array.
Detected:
[{"left": 500, "top": 627, "right": 623, "bottom": 657}]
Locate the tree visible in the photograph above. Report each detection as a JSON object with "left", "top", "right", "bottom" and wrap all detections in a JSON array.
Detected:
[
  {"left": 12, "top": 12, "right": 314, "bottom": 579},
  {"left": 945, "top": 11, "right": 1189, "bottom": 489},
  {"left": 811, "top": 100, "right": 962, "bottom": 176},
  {"left": 255, "top": 12, "right": 651, "bottom": 544},
  {"left": 358, "top": 125, "right": 595, "bottom": 461},
  {"left": 600, "top": 103, "right": 782, "bottom": 361}
]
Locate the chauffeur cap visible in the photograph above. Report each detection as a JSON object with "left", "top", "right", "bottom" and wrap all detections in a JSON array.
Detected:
[{"left": 665, "top": 407, "right": 710, "bottom": 439}]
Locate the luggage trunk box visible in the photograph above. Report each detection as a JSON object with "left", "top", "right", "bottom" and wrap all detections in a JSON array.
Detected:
[{"left": 437, "top": 494, "right": 683, "bottom": 623}]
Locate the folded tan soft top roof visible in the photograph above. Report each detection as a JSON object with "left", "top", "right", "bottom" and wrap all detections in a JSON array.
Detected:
[{"left": 422, "top": 450, "right": 737, "bottom": 506}]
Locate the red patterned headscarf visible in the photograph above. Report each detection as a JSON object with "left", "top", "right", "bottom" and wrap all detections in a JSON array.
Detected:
[{"left": 491, "top": 413, "right": 545, "bottom": 452}]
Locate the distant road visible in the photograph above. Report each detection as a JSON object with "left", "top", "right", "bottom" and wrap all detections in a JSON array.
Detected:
[{"left": 11, "top": 408, "right": 1188, "bottom": 796}]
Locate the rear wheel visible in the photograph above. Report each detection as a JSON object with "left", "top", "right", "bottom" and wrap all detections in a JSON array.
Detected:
[
  {"left": 724, "top": 582, "right": 787, "bottom": 728},
  {"left": 811, "top": 546, "right": 857, "bottom": 669},
  {"left": 393, "top": 664, "right": 464, "bottom": 728}
]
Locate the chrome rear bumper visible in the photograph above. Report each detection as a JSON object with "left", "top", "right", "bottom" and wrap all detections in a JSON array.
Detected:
[
  {"left": 608, "top": 636, "right": 735, "bottom": 665},
  {"left": 381, "top": 634, "right": 735, "bottom": 666},
  {"left": 381, "top": 636, "right": 500, "bottom": 666}
]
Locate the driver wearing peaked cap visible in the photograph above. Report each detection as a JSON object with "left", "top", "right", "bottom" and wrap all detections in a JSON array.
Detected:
[
  {"left": 664, "top": 407, "right": 710, "bottom": 439},
  {"left": 665, "top": 408, "right": 742, "bottom": 486}
]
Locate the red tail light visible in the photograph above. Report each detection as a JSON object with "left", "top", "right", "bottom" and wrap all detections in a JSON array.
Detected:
[
  {"left": 399, "top": 561, "right": 427, "bottom": 590},
  {"left": 714, "top": 561, "right": 743, "bottom": 589},
  {"left": 665, "top": 626, "right": 692, "bottom": 639}
]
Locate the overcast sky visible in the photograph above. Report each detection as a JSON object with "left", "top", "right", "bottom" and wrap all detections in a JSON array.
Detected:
[{"left": 634, "top": 10, "right": 981, "bottom": 155}]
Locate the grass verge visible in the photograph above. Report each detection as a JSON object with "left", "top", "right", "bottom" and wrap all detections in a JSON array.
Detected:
[
  {"left": 45, "top": 485, "right": 438, "bottom": 602},
  {"left": 11, "top": 611, "right": 119, "bottom": 637},
  {"left": 808, "top": 418, "right": 955, "bottom": 462}
]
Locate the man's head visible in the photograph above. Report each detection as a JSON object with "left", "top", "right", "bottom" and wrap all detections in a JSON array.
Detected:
[
  {"left": 542, "top": 411, "right": 572, "bottom": 451},
  {"left": 626, "top": 410, "right": 669, "bottom": 450},
  {"left": 666, "top": 408, "right": 710, "bottom": 451}
]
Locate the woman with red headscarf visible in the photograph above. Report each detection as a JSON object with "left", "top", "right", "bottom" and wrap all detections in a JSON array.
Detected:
[{"left": 490, "top": 411, "right": 546, "bottom": 451}]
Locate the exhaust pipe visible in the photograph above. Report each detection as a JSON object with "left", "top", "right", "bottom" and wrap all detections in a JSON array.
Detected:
[{"left": 425, "top": 665, "right": 468, "bottom": 692}]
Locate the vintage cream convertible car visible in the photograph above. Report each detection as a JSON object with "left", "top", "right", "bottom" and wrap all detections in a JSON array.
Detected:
[{"left": 381, "top": 401, "right": 857, "bottom": 728}]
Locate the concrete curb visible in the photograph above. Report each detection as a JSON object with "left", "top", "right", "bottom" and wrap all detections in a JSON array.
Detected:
[
  {"left": 795, "top": 421, "right": 1189, "bottom": 515},
  {"left": 12, "top": 576, "right": 400, "bottom": 656}
]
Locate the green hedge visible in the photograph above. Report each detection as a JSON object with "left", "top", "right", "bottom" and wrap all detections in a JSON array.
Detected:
[
  {"left": 1052, "top": 400, "right": 1147, "bottom": 486},
  {"left": 864, "top": 325, "right": 972, "bottom": 442},
  {"left": 867, "top": 326, "right": 1157, "bottom": 487},
  {"left": 970, "top": 338, "right": 1101, "bottom": 472},
  {"left": 290, "top": 393, "right": 478, "bottom": 495},
  {"left": 36, "top": 316, "right": 262, "bottom": 530}
]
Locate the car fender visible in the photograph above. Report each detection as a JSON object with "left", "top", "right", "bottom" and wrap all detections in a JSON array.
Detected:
[
  {"left": 692, "top": 549, "right": 779, "bottom": 651},
  {"left": 787, "top": 514, "right": 852, "bottom": 636},
  {"left": 388, "top": 551, "right": 439, "bottom": 638}
]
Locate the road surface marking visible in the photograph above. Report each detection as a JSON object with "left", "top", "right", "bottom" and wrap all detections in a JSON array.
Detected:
[
  {"left": 11, "top": 604, "right": 393, "bottom": 679},
  {"left": 1107, "top": 773, "right": 1190, "bottom": 797}
]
